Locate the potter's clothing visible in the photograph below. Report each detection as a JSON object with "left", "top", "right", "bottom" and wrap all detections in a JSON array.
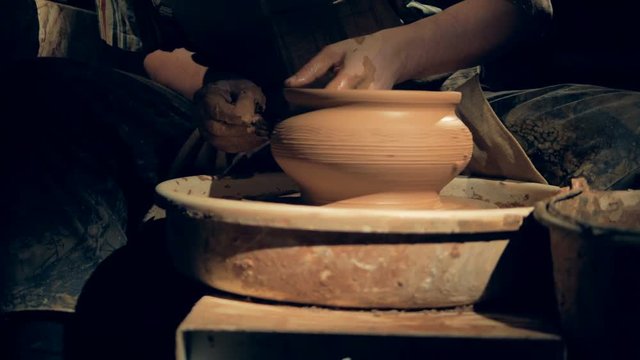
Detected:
[
  {"left": 444, "top": 0, "right": 640, "bottom": 188},
  {"left": 442, "top": 68, "right": 547, "bottom": 184},
  {"left": 0, "top": 58, "right": 195, "bottom": 312},
  {"left": 0, "top": 0, "right": 39, "bottom": 66},
  {"left": 480, "top": 0, "right": 640, "bottom": 92},
  {"left": 443, "top": 68, "right": 640, "bottom": 190},
  {"left": 487, "top": 84, "right": 640, "bottom": 189},
  {"left": 96, "top": 0, "right": 144, "bottom": 51}
]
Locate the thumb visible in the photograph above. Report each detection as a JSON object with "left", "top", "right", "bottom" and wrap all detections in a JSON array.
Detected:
[{"left": 285, "top": 46, "right": 344, "bottom": 88}]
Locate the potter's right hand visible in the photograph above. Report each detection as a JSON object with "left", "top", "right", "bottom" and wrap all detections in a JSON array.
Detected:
[
  {"left": 194, "top": 79, "right": 269, "bottom": 153},
  {"left": 285, "top": 30, "right": 403, "bottom": 90}
]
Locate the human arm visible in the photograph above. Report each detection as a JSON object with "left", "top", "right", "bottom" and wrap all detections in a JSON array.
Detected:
[
  {"left": 143, "top": 47, "right": 269, "bottom": 153},
  {"left": 286, "top": 0, "right": 545, "bottom": 90},
  {"left": 142, "top": 48, "right": 207, "bottom": 100},
  {"left": 95, "top": 0, "right": 268, "bottom": 153}
]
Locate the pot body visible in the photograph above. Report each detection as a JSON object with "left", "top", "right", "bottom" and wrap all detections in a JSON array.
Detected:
[{"left": 271, "top": 100, "right": 472, "bottom": 207}]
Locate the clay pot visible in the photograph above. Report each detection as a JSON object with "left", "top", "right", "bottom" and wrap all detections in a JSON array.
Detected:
[
  {"left": 534, "top": 179, "right": 640, "bottom": 356},
  {"left": 271, "top": 88, "right": 472, "bottom": 208}
]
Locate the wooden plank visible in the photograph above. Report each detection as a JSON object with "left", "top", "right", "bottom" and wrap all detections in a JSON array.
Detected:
[
  {"left": 178, "top": 295, "right": 560, "bottom": 340},
  {"left": 176, "top": 295, "right": 564, "bottom": 359}
]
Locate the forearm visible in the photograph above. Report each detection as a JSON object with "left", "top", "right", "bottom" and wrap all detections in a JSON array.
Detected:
[
  {"left": 391, "top": 0, "right": 534, "bottom": 82},
  {"left": 143, "top": 48, "right": 207, "bottom": 100}
]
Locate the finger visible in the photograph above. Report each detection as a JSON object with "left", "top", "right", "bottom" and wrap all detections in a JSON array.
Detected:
[
  {"left": 225, "top": 79, "right": 260, "bottom": 94},
  {"left": 235, "top": 80, "right": 266, "bottom": 112},
  {"left": 234, "top": 90, "right": 263, "bottom": 124},
  {"left": 203, "top": 82, "right": 232, "bottom": 101},
  {"left": 211, "top": 135, "right": 267, "bottom": 154},
  {"left": 325, "top": 71, "right": 364, "bottom": 90},
  {"left": 200, "top": 89, "right": 238, "bottom": 122},
  {"left": 203, "top": 122, "right": 268, "bottom": 153},
  {"left": 252, "top": 117, "right": 270, "bottom": 138},
  {"left": 219, "top": 80, "right": 266, "bottom": 123},
  {"left": 236, "top": 80, "right": 266, "bottom": 107},
  {"left": 285, "top": 45, "right": 344, "bottom": 87},
  {"left": 252, "top": 86, "right": 266, "bottom": 113},
  {"left": 201, "top": 119, "right": 253, "bottom": 138}
]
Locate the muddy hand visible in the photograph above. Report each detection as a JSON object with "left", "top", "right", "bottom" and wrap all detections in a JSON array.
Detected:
[
  {"left": 285, "top": 31, "right": 401, "bottom": 90},
  {"left": 195, "top": 79, "right": 268, "bottom": 153}
]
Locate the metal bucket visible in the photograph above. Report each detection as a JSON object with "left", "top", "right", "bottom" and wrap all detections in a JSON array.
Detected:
[{"left": 534, "top": 179, "right": 640, "bottom": 357}]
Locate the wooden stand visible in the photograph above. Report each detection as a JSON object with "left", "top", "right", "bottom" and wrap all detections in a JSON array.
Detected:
[{"left": 176, "top": 295, "right": 564, "bottom": 360}]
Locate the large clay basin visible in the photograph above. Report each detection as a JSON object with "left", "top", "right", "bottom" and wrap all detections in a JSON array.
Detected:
[
  {"left": 156, "top": 173, "right": 560, "bottom": 309},
  {"left": 271, "top": 88, "right": 471, "bottom": 208}
]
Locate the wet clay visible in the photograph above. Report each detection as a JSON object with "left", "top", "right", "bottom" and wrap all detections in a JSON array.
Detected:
[
  {"left": 272, "top": 88, "right": 475, "bottom": 210},
  {"left": 327, "top": 194, "right": 496, "bottom": 210},
  {"left": 356, "top": 55, "right": 376, "bottom": 89}
]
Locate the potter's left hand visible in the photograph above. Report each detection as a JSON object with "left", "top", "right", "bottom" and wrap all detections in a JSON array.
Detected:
[
  {"left": 285, "top": 30, "right": 404, "bottom": 90},
  {"left": 195, "top": 79, "right": 268, "bottom": 153}
]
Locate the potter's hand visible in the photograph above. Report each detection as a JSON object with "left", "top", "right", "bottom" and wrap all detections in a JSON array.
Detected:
[
  {"left": 194, "top": 79, "right": 268, "bottom": 153},
  {"left": 285, "top": 31, "right": 402, "bottom": 90}
]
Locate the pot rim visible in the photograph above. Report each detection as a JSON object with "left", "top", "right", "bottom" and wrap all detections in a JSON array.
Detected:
[
  {"left": 156, "top": 174, "right": 560, "bottom": 235},
  {"left": 533, "top": 189, "right": 640, "bottom": 238},
  {"left": 284, "top": 88, "right": 461, "bottom": 109}
]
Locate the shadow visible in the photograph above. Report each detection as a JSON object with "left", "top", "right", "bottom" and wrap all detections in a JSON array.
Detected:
[
  {"left": 475, "top": 194, "right": 640, "bottom": 360},
  {"left": 1, "top": 310, "right": 72, "bottom": 360},
  {"left": 186, "top": 332, "right": 565, "bottom": 360},
  {"left": 476, "top": 214, "right": 560, "bottom": 313},
  {"left": 471, "top": 214, "right": 563, "bottom": 345},
  {"left": 66, "top": 219, "right": 211, "bottom": 360}
]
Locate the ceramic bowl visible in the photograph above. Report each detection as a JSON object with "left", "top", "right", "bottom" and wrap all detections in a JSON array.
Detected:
[
  {"left": 156, "top": 173, "right": 561, "bottom": 309},
  {"left": 271, "top": 88, "right": 472, "bottom": 208}
]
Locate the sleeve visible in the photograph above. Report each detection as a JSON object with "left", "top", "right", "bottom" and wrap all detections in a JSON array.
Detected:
[
  {"left": 388, "top": 0, "right": 552, "bottom": 27},
  {"left": 95, "top": 0, "right": 186, "bottom": 53},
  {"left": 96, "top": 0, "right": 146, "bottom": 52},
  {"left": 509, "top": 0, "right": 553, "bottom": 28}
]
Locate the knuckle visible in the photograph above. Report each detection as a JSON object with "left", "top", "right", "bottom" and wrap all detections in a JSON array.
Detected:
[{"left": 321, "top": 43, "right": 338, "bottom": 53}]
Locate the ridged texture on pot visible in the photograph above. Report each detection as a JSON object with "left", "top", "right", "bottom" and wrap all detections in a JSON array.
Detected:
[{"left": 271, "top": 89, "right": 472, "bottom": 206}]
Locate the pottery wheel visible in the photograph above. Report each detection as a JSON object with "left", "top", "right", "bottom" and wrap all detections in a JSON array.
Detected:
[
  {"left": 322, "top": 194, "right": 497, "bottom": 210},
  {"left": 210, "top": 172, "right": 497, "bottom": 210},
  {"left": 157, "top": 172, "right": 561, "bottom": 308},
  {"left": 158, "top": 172, "right": 559, "bottom": 234},
  {"left": 249, "top": 192, "right": 497, "bottom": 210}
]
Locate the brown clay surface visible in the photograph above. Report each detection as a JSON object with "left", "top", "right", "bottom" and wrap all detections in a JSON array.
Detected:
[
  {"left": 158, "top": 173, "right": 561, "bottom": 309},
  {"left": 282, "top": 88, "right": 461, "bottom": 109},
  {"left": 552, "top": 191, "right": 640, "bottom": 231},
  {"left": 326, "top": 194, "right": 497, "bottom": 210},
  {"left": 272, "top": 88, "right": 472, "bottom": 209},
  {"left": 178, "top": 295, "right": 562, "bottom": 340},
  {"left": 167, "top": 217, "right": 509, "bottom": 308},
  {"left": 157, "top": 173, "right": 560, "bottom": 234}
]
